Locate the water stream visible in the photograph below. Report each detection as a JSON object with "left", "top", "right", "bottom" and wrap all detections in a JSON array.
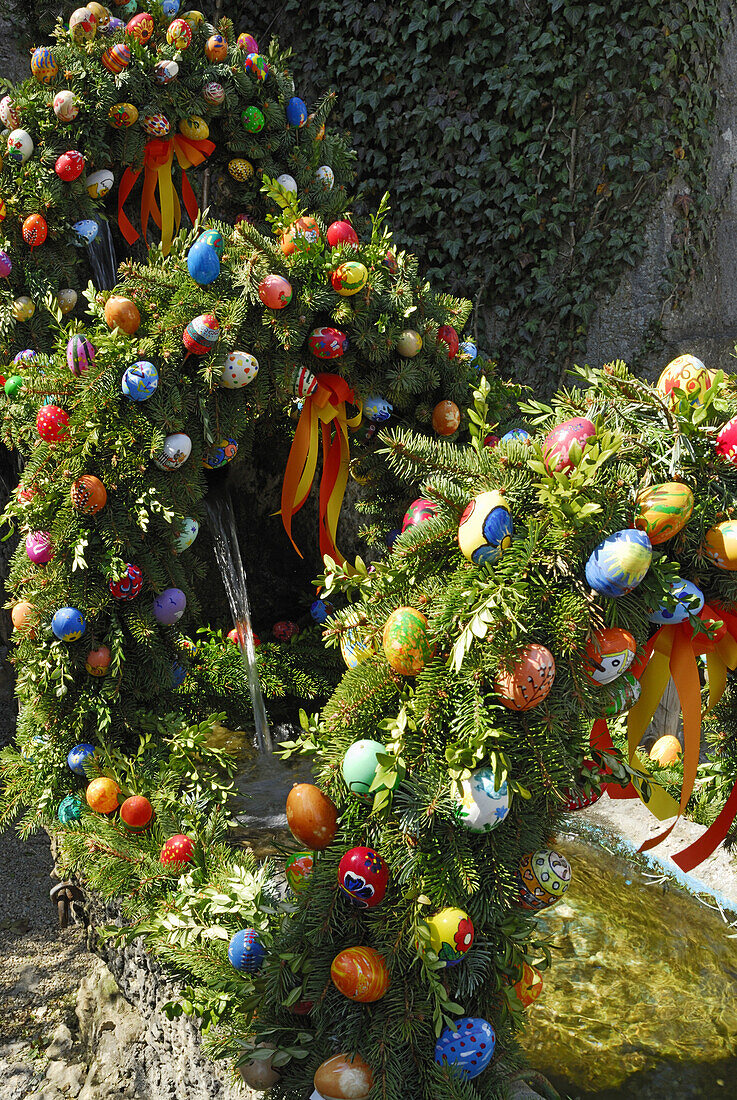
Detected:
[{"left": 87, "top": 218, "right": 117, "bottom": 291}]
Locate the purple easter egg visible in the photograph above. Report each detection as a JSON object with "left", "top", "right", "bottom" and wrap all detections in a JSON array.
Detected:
[
  {"left": 0, "top": 250, "right": 12, "bottom": 277},
  {"left": 26, "top": 530, "right": 53, "bottom": 564},
  {"left": 66, "top": 334, "right": 95, "bottom": 375},
  {"left": 14, "top": 349, "right": 37, "bottom": 363},
  {"left": 152, "top": 587, "right": 186, "bottom": 625}
]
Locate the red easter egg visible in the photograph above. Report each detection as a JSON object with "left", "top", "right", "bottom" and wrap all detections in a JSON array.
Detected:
[
  {"left": 120, "top": 795, "right": 154, "bottom": 831},
  {"left": 86, "top": 776, "right": 121, "bottom": 814},
  {"left": 22, "top": 214, "right": 48, "bottom": 246},
  {"left": 55, "top": 150, "right": 85, "bottom": 181},
  {"left": 330, "top": 946, "right": 390, "bottom": 1002},
  {"left": 126, "top": 11, "right": 154, "bottom": 43},
  {"left": 326, "top": 220, "right": 359, "bottom": 248},
  {"left": 484, "top": 434, "right": 500, "bottom": 448},
  {"left": 227, "top": 627, "right": 261, "bottom": 646},
  {"left": 308, "top": 326, "right": 348, "bottom": 360},
  {"left": 338, "top": 847, "right": 389, "bottom": 908},
  {"left": 273, "top": 620, "right": 299, "bottom": 641},
  {"left": 542, "top": 417, "right": 596, "bottom": 473},
  {"left": 716, "top": 417, "right": 737, "bottom": 464},
  {"left": 160, "top": 834, "right": 194, "bottom": 865},
  {"left": 286, "top": 783, "right": 338, "bottom": 850},
  {"left": 86, "top": 645, "right": 111, "bottom": 675},
  {"left": 495, "top": 643, "right": 556, "bottom": 710},
  {"left": 384, "top": 249, "right": 398, "bottom": 273},
  {"left": 402, "top": 497, "right": 438, "bottom": 532},
  {"left": 437, "top": 324, "right": 459, "bottom": 358},
  {"left": 258, "top": 275, "right": 292, "bottom": 309},
  {"left": 109, "top": 563, "right": 143, "bottom": 600},
  {"left": 512, "top": 962, "right": 543, "bottom": 1008},
  {"left": 37, "top": 405, "right": 69, "bottom": 442}
]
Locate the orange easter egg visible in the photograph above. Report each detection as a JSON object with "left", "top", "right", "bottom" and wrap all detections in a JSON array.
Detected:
[
  {"left": 286, "top": 783, "right": 338, "bottom": 850},
  {"left": 495, "top": 643, "right": 556, "bottom": 710},
  {"left": 104, "top": 296, "right": 140, "bottom": 335},
  {"left": 86, "top": 776, "right": 121, "bottom": 814},
  {"left": 314, "top": 1054, "right": 374, "bottom": 1100},
  {"left": 649, "top": 734, "right": 682, "bottom": 765},
  {"left": 11, "top": 601, "right": 35, "bottom": 635},
  {"left": 331, "top": 946, "right": 390, "bottom": 1002}
]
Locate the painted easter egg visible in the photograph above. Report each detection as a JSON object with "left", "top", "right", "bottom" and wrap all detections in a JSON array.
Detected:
[
  {"left": 203, "top": 80, "right": 225, "bottom": 105},
  {"left": 512, "top": 963, "right": 543, "bottom": 1008},
  {"left": 338, "top": 847, "right": 389, "bottom": 908},
  {"left": 13, "top": 296, "right": 35, "bottom": 321},
  {"left": 649, "top": 578, "right": 704, "bottom": 624},
  {"left": 382, "top": 607, "right": 434, "bottom": 676},
  {"left": 583, "top": 627, "right": 636, "bottom": 685},
  {"left": 601, "top": 671, "right": 641, "bottom": 718},
  {"left": 457, "top": 490, "right": 513, "bottom": 565},
  {"left": 517, "top": 849, "right": 571, "bottom": 911},
  {"left": 276, "top": 173, "right": 298, "bottom": 193},
  {"left": 104, "top": 16, "right": 124, "bottom": 33},
  {"left": 160, "top": 834, "right": 194, "bottom": 865},
  {"left": 330, "top": 261, "right": 368, "bottom": 297},
  {"left": 634, "top": 482, "right": 694, "bottom": 545},
  {"left": 327, "top": 220, "right": 359, "bottom": 248},
  {"left": 0, "top": 251, "right": 11, "bottom": 278},
  {"left": 495, "top": 643, "right": 555, "bottom": 711},
  {"left": 340, "top": 628, "right": 373, "bottom": 669},
  {"left": 285, "top": 851, "right": 313, "bottom": 895},
  {"left": 152, "top": 588, "right": 186, "bottom": 625},
  {"left": 258, "top": 275, "right": 292, "bottom": 309},
  {"left": 120, "top": 795, "right": 153, "bottom": 831},
  {"left": 425, "top": 908, "right": 474, "bottom": 966},
  {"left": 314, "top": 1054, "right": 373, "bottom": 1100},
  {"left": 203, "top": 438, "right": 238, "bottom": 469},
  {"left": 85, "top": 169, "right": 114, "bottom": 198},
  {"left": 172, "top": 517, "right": 198, "bottom": 553},
  {"left": 244, "top": 53, "right": 269, "bottom": 80},
  {"left": 542, "top": 416, "right": 596, "bottom": 473},
  {"left": 241, "top": 106, "right": 264, "bottom": 132},
  {"left": 58, "top": 288, "right": 77, "bottom": 313},
  {"left": 52, "top": 607, "right": 86, "bottom": 641},
  {"left": 153, "top": 433, "right": 192, "bottom": 470},
  {"left": 402, "top": 497, "right": 438, "bottom": 532},
  {"left": 228, "top": 158, "right": 253, "bottom": 181},
  {"left": 310, "top": 598, "right": 334, "bottom": 624},
  {"left": 0, "top": 95, "right": 19, "bottom": 128},
  {"left": 101, "top": 42, "right": 131, "bottom": 73},
  {"left": 657, "top": 354, "right": 712, "bottom": 408},
  {"left": 105, "top": 296, "right": 140, "bottom": 334},
  {"left": 187, "top": 242, "right": 220, "bottom": 285},
  {"left": 435, "top": 1018, "right": 495, "bottom": 1080},
  {"left": 292, "top": 365, "right": 318, "bottom": 398},
  {"left": 71, "top": 475, "right": 107, "bottom": 514},
  {"left": 109, "top": 563, "right": 143, "bottom": 600},
  {"left": 316, "top": 164, "right": 334, "bottom": 189},
  {"left": 126, "top": 11, "right": 154, "bottom": 42},
  {"left": 86, "top": 2, "right": 108, "bottom": 26},
  {"left": 58, "top": 795, "right": 83, "bottom": 824},
  {"left": 331, "top": 947, "right": 389, "bottom": 1003},
  {"left": 309, "top": 327, "right": 348, "bottom": 359},
  {"left": 281, "top": 216, "right": 321, "bottom": 256},
  {"left": 703, "top": 521, "right": 737, "bottom": 571},
  {"left": 11, "top": 602, "right": 35, "bottom": 632},
  {"left": 273, "top": 620, "right": 299, "bottom": 641},
  {"left": 563, "top": 773, "right": 603, "bottom": 812},
  {"left": 397, "top": 329, "right": 422, "bottom": 357},
  {"left": 437, "top": 324, "right": 459, "bottom": 358},
  {"left": 286, "top": 783, "right": 338, "bottom": 850},
  {"left": 205, "top": 33, "right": 228, "bottom": 61},
  {"left": 86, "top": 645, "right": 111, "bottom": 676},
  {"left": 66, "top": 334, "right": 95, "bottom": 375},
  {"left": 5, "top": 376, "right": 23, "bottom": 397},
  {"left": 649, "top": 734, "right": 682, "bottom": 765},
  {"left": 108, "top": 103, "right": 138, "bottom": 128},
  {"left": 342, "top": 739, "right": 386, "bottom": 802},
  {"left": 72, "top": 219, "right": 98, "bottom": 245},
  {"left": 363, "top": 395, "right": 392, "bottom": 422},
  {"left": 37, "top": 405, "right": 69, "bottom": 442},
  {"left": 716, "top": 416, "right": 737, "bottom": 464},
  {"left": 171, "top": 661, "right": 188, "bottom": 689},
  {"left": 22, "top": 214, "right": 48, "bottom": 247},
  {"left": 183, "top": 313, "right": 219, "bottom": 354},
  {"left": 501, "top": 428, "right": 531, "bottom": 443},
  {"left": 122, "top": 360, "right": 158, "bottom": 400},
  {"left": 141, "top": 111, "right": 170, "bottom": 137},
  {"left": 454, "top": 768, "right": 510, "bottom": 832},
  {"left": 237, "top": 32, "right": 258, "bottom": 52},
  {"left": 181, "top": 9, "right": 203, "bottom": 26},
  {"left": 218, "top": 350, "right": 259, "bottom": 389},
  {"left": 31, "top": 46, "right": 58, "bottom": 83},
  {"left": 7, "top": 129, "right": 33, "bottom": 164},
  {"left": 26, "top": 531, "right": 53, "bottom": 565},
  {"left": 460, "top": 339, "right": 478, "bottom": 360},
  {"left": 86, "top": 777, "right": 120, "bottom": 814},
  {"left": 285, "top": 95, "right": 307, "bottom": 127},
  {"left": 166, "top": 17, "right": 192, "bottom": 47},
  {"left": 56, "top": 150, "right": 85, "bottom": 183},
  {"left": 69, "top": 7, "right": 97, "bottom": 41},
  {"left": 179, "top": 115, "right": 209, "bottom": 140},
  {"left": 585, "top": 528, "right": 652, "bottom": 597},
  {"left": 228, "top": 928, "right": 266, "bottom": 973}
]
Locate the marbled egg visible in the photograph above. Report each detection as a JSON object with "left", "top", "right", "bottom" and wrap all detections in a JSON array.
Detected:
[
  {"left": 703, "top": 521, "right": 737, "bottom": 571},
  {"left": 458, "top": 490, "right": 513, "bottom": 565},
  {"left": 657, "top": 354, "right": 712, "bottom": 408},
  {"left": 314, "top": 1055, "right": 373, "bottom": 1100},
  {"left": 331, "top": 947, "right": 389, "bottom": 1002},
  {"left": 517, "top": 849, "right": 571, "bottom": 911},
  {"left": 435, "top": 1018, "right": 495, "bottom": 1080},
  {"left": 331, "top": 261, "right": 368, "bottom": 296},
  {"left": 173, "top": 516, "right": 198, "bottom": 553},
  {"left": 152, "top": 587, "right": 186, "bottom": 625},
  {"left": 31, "top": 46, "right": 58, "bottom": 84},
  {"left": 122, "top": 360, "right": 158, "bottom": 400},
  {"left": 183, "top": 313, "right": 219, "bottom": 354},
  {"left": 585, "top": 528, "right": 652, "bottom": 597},
  {"left": 202, "top": 438, "right": 238, "bottom": 469},
  {"left": 218, "top": 350, "right": 259, "bottom": 389},
  {"left": 634, "top": 482, "right": 694, "bottom": 545},
  {"left": 542, "top": 416, "right": 596, "bottom": 473},
  {"left": 397, "top": 329, "right": 422, "bottom": 357},
  {"left": 495, "top": 643, "right": 555, "bottom": 710},
  {"left": 67, "top": 743, "right": 95, "bottom": 775},
  {"left": 454, "top": 767, "right": 510, "bottom": 832},
  {"left": 153, "top": 432, "right": 192, "bottom": 470},
  {"left": 286, "top": 783, "right": 338, "bottom": 849},
  {"left": 382, "top": 607, "right": 434, "bottom": 676},
  {"left": 649, "top": 578, "right": 704, "bottom": 624},
  {"left": 85, "top": 168, "right": 114, "bottom": 198},
  {"left": 583, "top": 627, "right": 636, "bottom": 685},
  {"left": 308, "top": 327, "right": 348, "bottom": 359},
  {"left": 7, "top": 129, "right": 33, "bottom": 164}
]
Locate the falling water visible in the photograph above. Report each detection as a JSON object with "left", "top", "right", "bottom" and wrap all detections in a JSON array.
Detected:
[
  {"left": 87, "top": 218, "right": 117, "bottom": 290},
  {"left": 205, "top": 490, "right": 271, "bottom": 754}
]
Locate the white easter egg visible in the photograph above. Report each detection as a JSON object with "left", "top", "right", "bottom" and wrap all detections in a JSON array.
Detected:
[
  {"left": 173, "top": 516, "right": 199, "bottom": 552},
  {"left": 218, "top": 350, "right": 259, "bottom": 389},
  {"left": 276, "top": 173, "right": 297, "bottom": 194},
  {"left": 153, "top": 432, "right": 192, "bottom": 471},
  {"left": 454, "top": 767, "right": 511, "bottom": 833},
  {"left": 154, "top": 59, "right": 179, "bottom": 84},
  {"left": 7, "top": 129, "right": 33, "bottom": 164},
  {"left": 0, "top": 95, "right": 19, "bottom": 129},
  {"left": 53, "top": 90, "right": 79, "bottom": 123},
  {"left": 316, "top": 164, "right": 334, "bottom": 190},
  {"left": 85, "top": 168, "right": 114, "bottom": 198}
]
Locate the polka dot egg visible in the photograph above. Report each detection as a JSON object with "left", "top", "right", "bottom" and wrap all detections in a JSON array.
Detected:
[
  {"left": 517, "top": 849, "right": 571, "bottom": 911},
  {"left": 218, "top": 350, "right": 259, "bottom": 389},
  {"left": 435, "top": 1018, "right": 496, "bottom": 1080},
  {"left": 37, "top": 405, "right": 69, "bottom": 442}
]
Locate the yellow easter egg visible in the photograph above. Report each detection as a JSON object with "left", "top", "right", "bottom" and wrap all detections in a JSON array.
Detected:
[
  {"left": 179, "top": 115, "right": 209, "bottom": 140},
  {"left": 657, "top": 354, "right": 713, "bottom": 409},
  {"left": 703, "top": 521, "right": 737, "bottom": 571},
  {"left": 633, "top": 482, "right": 694, "bottom": 545}
]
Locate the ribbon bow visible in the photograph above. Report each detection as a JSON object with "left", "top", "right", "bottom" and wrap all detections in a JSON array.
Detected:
[
  {"left": 118, "top": 134, "right": 215, "bottom": 255},
  {"left": 280, "top": 373, "right": 362, "bottom": 568}
]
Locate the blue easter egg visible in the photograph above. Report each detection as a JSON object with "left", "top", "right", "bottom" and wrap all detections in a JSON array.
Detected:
[
  {"left": 310, "top": 598, "right": 334, "bottom": 624},
  {"left": 285, "top": 96, "right": 307, "bottom": 127},
  {"left": 385, "top": 528, "right": 401, "bottom": 549},
  {"left": 58, "top": 794, "right": 83, "bottom": 823},
  {"left": 187, "top": 242, "right": 220, "bottom": 286},
  {"left": 52, "top": 607, "right": 86, "bottom": 641},
  {"left": 203, "top": 437, "right": 238, "bottom": 469},
  {"left": 162, "top": 0, "right": 179, "bottom": 15},
  {"left": 434, "top": 1017, "right": 496, "bottom": 1080},
  {"left": 585, "top": 529, "right": 652, "bottom": 598},
  {"left": 649, "top": 578, "right": 704, "bottom": 624},
  {"left": 460, "top": 339, "right": 478, "bottom": 360},
  {"left": 363, "top": 395, "right": 393, "bottom": 423},
  {"left": 104, "top": 16, "right": 124, "bottom": 33},
  {"left": 228, "top": 928, "right": 266, "bottom": 973},
  {"left": 122, "top": 360, "right": 159, "bottom": 401},
  {"left": 72, "top": 219, "right": 98, "bottom": 245},
  {"left": 501, "top": 428, "right": 530, "bottom": 443},
  {"left": 171, "top": 660, "right": 188, "bottom": 688},
  {"left": 67, "top": 743, "right": 96, "bottom": 775}
]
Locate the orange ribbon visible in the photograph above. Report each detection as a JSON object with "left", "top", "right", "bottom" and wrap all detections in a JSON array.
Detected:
[
  {"left": 280, "top": 373, "right": 362, "bottom": 568},
  {"left": 117, "top": 134, "right": 215, "bottom": 255}
]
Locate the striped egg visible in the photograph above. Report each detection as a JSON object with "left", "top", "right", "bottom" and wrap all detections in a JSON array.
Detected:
[
  {"left": 31, "top": 47, "right": 58, "bottom": 84},
  {"left": 634, "top": 482, "right": 694, "bottom": 545},
  {"left": 101, "top": 43, "right": 131, "bottom": 74},
  {"left": 183, "top": 313, "right": 219, "bottom": 355},
  {"left": 66, "top": 334, "right": 95, "bottom": 375}
]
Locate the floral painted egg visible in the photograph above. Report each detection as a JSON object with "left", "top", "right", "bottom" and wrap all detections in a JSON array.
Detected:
[
  {"left": 363, "top": 395, "right": 392, "bottom": 422},
  {"left": 583, "top": 627, "right": 636, "bottom": 684},
  {"left": 397, "top": 329, "right": 422, "bottom": 357},
  {"left": 71, "top": 475, "right": 107, "bottom": 514},
  {"left": 237, "top": 32, "right": 258, "bottom": 52},
  {"left": 37, "top": 405, "right": 69, "bottom": 442},
  {"left": 649, "top": 578, "right": 704, "bottom": 624},
  {"left": 703, "top": 521, "right": 737, "bottom": 571},
  {"left": 331, "top": 261, "right": 368, "bottom": 296},
  {"left": 22, "top": 214, "right": 48, "bottom": 247},
  {"left": 585, "top": 529, "right": 652, "bottom": 597},
  {"left": 109, "top": 103, "right": 138, "bottom": 128},
  {"left": 517, "top": 849, "right": 571, "bottom": 911},
  {"left": 244, "top": 53, "right": 269, "bottom": 80},
  {"left": 285, "top": 95, "right": 307, "bottom": 126},
  {"left": 218, "top": 350, "right": 259, "bottom": 389},
  {"left": 340, "top": 628, "right": 373, "bottom": 669},
  {"left": 258, "top": 275, "right": 292, "bottom": 309},
  {"left": 203, "top": 437, "right": 238, "bottom": 469},
  {"left": 179, "top": 115, "right": 209, "bottom": 140},
  {"left": 276, "top": 173, "right": 298, "bottom": 193},
  {"left": 286, "top": 782, "right": 338, "bottom": 849},
  {"left": 101, "top": 42, "right": 131, "bottom": 73},
  {"left": 601, "top": 671, "right": 641, "bottom": 718},
  {"left": 331, "top": 947, "right": 389, "bottom": 1003},
  {"left": 31, "top": 46, "right": 58, "bottom": 84},
  {"left": 180, "top": 9, "right": 204, "bottom": 27},
  {"left": 342, "top": 739, "right": 386, "bottom": 801},
  {"left": 228, "top": 157, "right": 253, "bottom": 180},
  {"left": 542, "top": 416, "right": 596, "bottom": 473},
  {"left": 160, "top": 833, "right": 194, "bottom": 865},
  {"left": 425, "top": 907, "right": 474, "bottom": 967},
  {"left": 458, "top": 490, "right": 513, "bottom": 565},
  {"left": 338, "top": 847, "right": 389, "bottom": 908},
  {"left": 495, "top": 643, "right": 556, "bottom": 710},
  {"left": 634, "top": 482, "right": 694, "bottom": 545},
  {"left": 281, "top": 216, "right": 321, "bottom": 256},
  {"left": 152, "top": 587, "right": 186, "bottom": 624},
  {"left": 173, "top": 516, "right": 199, "bottom": 552},
  {"left": 166, "top": 16, "right": 192, "bottom": 47},
  {"left": 85, "top": 169, "right": 114, "bottom": 198},
  {"left": 141, "top": 111, "right": 170, "bottom": 137},
  {"left": 69, "top": 7, "right": 97, "bottom": 41},
  {"left": 382, "top": 607, "right": 434, "bottom": 676},
  {"left": 716, "top": 416, "right": 737, "bottom": 463},
  {"left": 72, "top": 219, "right": 98, "bottom": 245},
  {"left": 241, "top": 106, "right": 264, "bottom": 132},
  {"left": 437, "top": 324, "right": 459, "bottom": 358},
  {"left": 657, "top": 353, "right": 712, "bottom": 408},
  {"left": 326, "top": 220, "right": 359, "bottom": 248},
  {"left": 228, "top": 928, "right": 266, "bottom": 972},
  {"left": 109, "top": 563, "right": 143, "bottom": 600},
  {"left": 314, "top": 1055, "right": 373, "bottom": 1100},
  {"left": 13, "top": 296, "right": 36, "bottom": 321},
  {"left": 86, "top": 777, "right": 120, "bottom": 814},
  {"left": 58, "top": 795, "right": 83, "bottom": 824},
  {"left": 86, "top": 645, "right": 111, "bottom": 676},
  {"left": 203, "top": 80, "right": 225, "bottom": 105},
  {"left": 126, "top": 11, "right": 154, "bottom": 42},
  {"left": 309, "top": 327, "right": 348, "bottom": 359},
  {"left": 58, "top": 288, "right": 77, "bottom": 313},
  {"left": 66, "top": 334, "right": 95, "bottom": 375},
  {"left": 52, "top": 606, "right": 86, "bottom": 641},
  {"left": 402, "top": 497, "right": 438, "bottom": 532},
  {"left": 512, "top": 963, "right": 543, "bottom": 1008},
  {"left": 435, "top": 1018, "right": 495, "bottom": 1080},
  {"left": 454, "top": 768, "right": 510, "bottom": 832},
  {"left": 7, "top": 129, "right": 33, "bottom": 164},
  {"left": 285, "top": 851, "right": 313, "bottom": 894},
  {"left": 122, "top": 360, "right": 158, "bottom": 400},
  {"left": 0, "top": 95, "right": 19, "bottom": 128},
  {"left": 316, "top": 164, "right": 334, "bottom": 189},
  {"left": 183, "top": 313, "right": 219, "bottom": 354},
  {"left": 205, "top": 33, "right": 228, "bottom": 61},
  {"left": 292, "top": 365, "right": 318, "bottom": 398},
  {"left": 0, "top": 251, "right": 11, "bottom": 277},
  {"left": 26, "top": 530, "right": 53, "bottom": 564},
  {"left": 154, "top": 433, "right": 192, "bottom": 471}
]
